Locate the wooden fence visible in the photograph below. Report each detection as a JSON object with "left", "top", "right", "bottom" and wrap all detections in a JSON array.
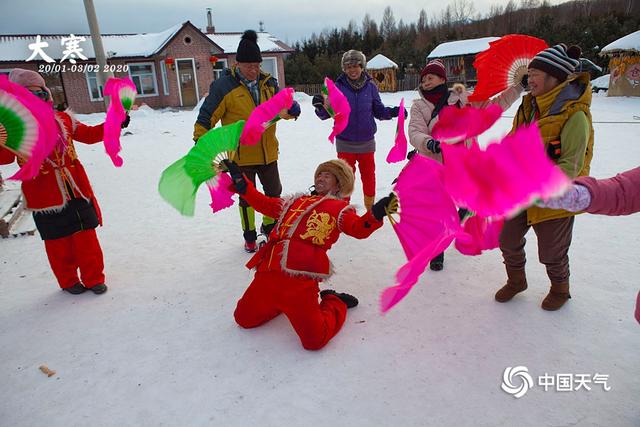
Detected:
[
  {"left": 291, "top": 83, "right": 324, "bottom": 95},
  {"left": 397, "top": 74, "right": 420, "bottom": 92}
]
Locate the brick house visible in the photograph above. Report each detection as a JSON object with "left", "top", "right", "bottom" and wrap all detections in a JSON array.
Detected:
[{"left": 0, "top": 21, "right": 294, "bottom": 113}]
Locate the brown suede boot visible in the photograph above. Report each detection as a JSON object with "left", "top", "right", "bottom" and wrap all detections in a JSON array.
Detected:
[
  {"left": 541, "top": 282, "right": 571, "bottom": 311},
  {"left": 495, "top": 268, "right": 528, "bottom": 302},
  {"left": 364, "top": 195, "right": 375, "bottom": 211}
]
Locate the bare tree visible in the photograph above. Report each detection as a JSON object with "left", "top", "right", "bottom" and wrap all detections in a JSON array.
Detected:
[
  {"left": 520, "top": 0, "right": 540, "bottom": 9},
  {"left": 417, "top": 9, "right": 428, "bottom": 33},
  {"left": 452, "top": 0, "right": 476, "bottom": 23},
  {"left": 381, "top": 6, "right": 397, "bottom": 39}
]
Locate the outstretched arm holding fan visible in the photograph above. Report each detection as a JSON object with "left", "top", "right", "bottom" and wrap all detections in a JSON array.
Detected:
[{"left": 0, "top": 68, "right": 127, "bottom": 296}]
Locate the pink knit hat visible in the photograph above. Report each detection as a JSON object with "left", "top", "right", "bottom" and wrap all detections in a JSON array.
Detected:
[
  {"left": 420, "top": 59, "right": 447, "bottom": 81},
  {"left": 8, "top": 68, "right": 53, "bottom": 102}
]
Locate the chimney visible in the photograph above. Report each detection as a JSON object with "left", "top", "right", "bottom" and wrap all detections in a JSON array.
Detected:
[{"left": 206, "top": 8, "right": 215, "bottom": 34}]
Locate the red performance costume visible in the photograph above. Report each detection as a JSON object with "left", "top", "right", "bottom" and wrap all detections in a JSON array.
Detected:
[
  {"left": 0, "top": 110, "right": 106, "bottom": 291},
  {"left": 0, "top": 68, "right": 127, "bottom": 294},
  {"left": 229, "top": 159, "right": 388, "bottom": 350}
]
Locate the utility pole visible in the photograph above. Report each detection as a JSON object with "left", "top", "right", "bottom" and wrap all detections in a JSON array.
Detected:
[{"left": 83, "top": 0, "right": 112, "bottom": 109}]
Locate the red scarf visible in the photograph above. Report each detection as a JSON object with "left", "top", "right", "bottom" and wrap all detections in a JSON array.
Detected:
[{"left": 420, "top": 84, "right": 448, "bottom": 106}]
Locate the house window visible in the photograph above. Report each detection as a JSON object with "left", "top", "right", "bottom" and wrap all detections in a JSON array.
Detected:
[
  {"left": 261, "top": 57, "right": 278, "bottom": 80},
  {"left": 85, "top": 71, "right": 103, "bottom": 101},
  {"left": 128, "top": 63, "right": 158, "bottom": 97},
  {"left": 160, "top": 61, "right": 170, "bottom": 95},
  {"left": 213, "top": 59, "right": 228, "bottom": 80}
]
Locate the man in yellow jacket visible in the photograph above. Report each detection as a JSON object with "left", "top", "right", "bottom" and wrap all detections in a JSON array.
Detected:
[
  {"left": 194, "top": 30, "right": 300, "bottom": 252},
  {"left": 495, "top": 43, "right": 594, "bottom": 311}
]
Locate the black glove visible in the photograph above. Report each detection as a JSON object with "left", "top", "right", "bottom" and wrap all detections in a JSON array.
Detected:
[
  {"left": 389, "top": 106, "right": 408, "bottom": 119},
  {"left": 222, "top": 159, "right": 247, "bottom": 195},
  {"left": 287, "top": 101, "right": 301, "bottom": 118},
  {"left": 121, "top": 113, "right": 130, "bottom": 129},
  {"left": 312, "top": 94, "right": 325, "bottom": 109},
  {"left": 520, "top": 74, "right": 529, "bottom": 89},
  {"left": 371, "top": 193, "right": 398, "bottom": 221},
  {"left": 426, "top": 139, "right": 441, "bottom": 154}
]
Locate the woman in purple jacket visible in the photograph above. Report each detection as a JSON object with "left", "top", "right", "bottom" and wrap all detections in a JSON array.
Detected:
[
  {"left": 313, "top": 50, "right": 404, "bottom": 210},
  {"left": 539, "top": 166, "right": 640, "bottom": 324}
]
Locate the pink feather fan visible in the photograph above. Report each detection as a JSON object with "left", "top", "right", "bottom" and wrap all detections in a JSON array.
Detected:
[
  {"left": 386, "top": 98, "right": 407, "bottom": 163},
  {"left": 323, "top": 77, "right": 351, "bottom": 143},
  {"left": 240, "top": 88, "right": 294, "bottom": 146},
  {"left": 0, "top": 75, "right": 58, "bottom": 180},
  {"left": 103, "top": 77, "right": 137, "bottom": 167}
]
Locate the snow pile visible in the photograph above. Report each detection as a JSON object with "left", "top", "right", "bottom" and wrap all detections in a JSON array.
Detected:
[{"left": 591, "top": 74, "right": 610, "bottom": 90}]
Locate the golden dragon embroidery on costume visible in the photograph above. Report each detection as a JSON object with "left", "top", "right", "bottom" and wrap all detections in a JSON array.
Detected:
[{"left": 299, "top": 210, "right": 336, "bottom": 245}]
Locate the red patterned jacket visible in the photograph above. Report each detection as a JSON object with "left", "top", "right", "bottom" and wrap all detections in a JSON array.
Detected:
[
  {"left": 0, "top": 111, "right": 104, "bottom": 221},
  {"left": 242, "top": 181, "right": 383, "bottom": 279}
]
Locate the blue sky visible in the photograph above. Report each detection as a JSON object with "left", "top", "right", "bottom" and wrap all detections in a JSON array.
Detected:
[{"left": 1, "top": 0, "right": 570, "bottom": 44}]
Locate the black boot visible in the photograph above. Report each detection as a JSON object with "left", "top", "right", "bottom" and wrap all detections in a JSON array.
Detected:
[
  {"left": 88, "top": 283, "right": 108, "bottom": 294},
  {"left": 63, "top": 282, "right": 86, "bottom": 294},
  {"left": 320, "top": 289, "right": 359, "bottom": 308},
  {"left": 430, "top": 252, "right": 444, "bottom": 271},
  {"left": 260, "top": 222, "right": 276, "bottom": 237}
]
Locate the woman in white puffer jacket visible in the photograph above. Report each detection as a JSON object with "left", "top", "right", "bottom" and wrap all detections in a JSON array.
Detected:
[{"left": 407, "top": 59, "right": 525, "bottom": 270}]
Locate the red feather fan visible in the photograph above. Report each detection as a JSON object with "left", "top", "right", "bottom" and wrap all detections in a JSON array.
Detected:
[{"left": 468, "top": 34, "right": 548, "bottom": 102}]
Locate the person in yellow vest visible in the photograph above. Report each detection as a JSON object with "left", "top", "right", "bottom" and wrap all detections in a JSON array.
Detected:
[
  {"left": 495, "top": 44, "right": 594, "bottom": 311},
  {"left": 193, "top": 30, "right": 300, "bottom": 253}
]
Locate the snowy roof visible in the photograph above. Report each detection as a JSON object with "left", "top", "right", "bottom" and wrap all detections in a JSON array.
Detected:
[
  {"left": 0, "top": 24, "right": 184, "bottom": 62},
  {"left": 207, "top": 32, "right": 293, "bottom": 54},
  {"left": 600, "top": 30, "right": 640, "bottom": 55},
  {"left": 366, "top": 54, "right": 398, "bottom": 70},
  {"left": 427, "top": 36, "right": 500, "bottom": 59}
]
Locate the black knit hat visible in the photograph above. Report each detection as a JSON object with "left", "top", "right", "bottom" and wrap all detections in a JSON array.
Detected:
[
  {"left": 236, "top": 30, "right": 262, "bottom": 63},
  {"left": 528, "top": 43, "right": 581, "bottom": 82}
]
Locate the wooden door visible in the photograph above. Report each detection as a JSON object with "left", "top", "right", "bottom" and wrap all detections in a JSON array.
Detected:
[{"left": 177, "top": 60, "right": 197, "bottom": 107}]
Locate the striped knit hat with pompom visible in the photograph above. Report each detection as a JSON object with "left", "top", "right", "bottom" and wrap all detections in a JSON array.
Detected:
[
  {"left": 528, "top": 44, "right": 581, "bottom": 82},
  {"left": 420, "top": 59, "right": 447, "bottom": 81}
]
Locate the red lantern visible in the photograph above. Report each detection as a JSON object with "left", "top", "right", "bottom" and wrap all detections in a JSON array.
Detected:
[
  {"left": 164, "top": 57, "right": 175, "bottom": 66},
  {"left": 209, "top": 55, "right": 218, "bottom": 64}
]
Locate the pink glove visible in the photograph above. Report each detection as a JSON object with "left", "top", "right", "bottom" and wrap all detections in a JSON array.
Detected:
[{"left": 537, "top": 184, "right": 591, "bottom": 212}]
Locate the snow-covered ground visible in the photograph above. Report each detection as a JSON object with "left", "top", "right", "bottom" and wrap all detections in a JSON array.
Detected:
[{"left": 1, "top": 91, "right": 639, "bottom": 426}]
